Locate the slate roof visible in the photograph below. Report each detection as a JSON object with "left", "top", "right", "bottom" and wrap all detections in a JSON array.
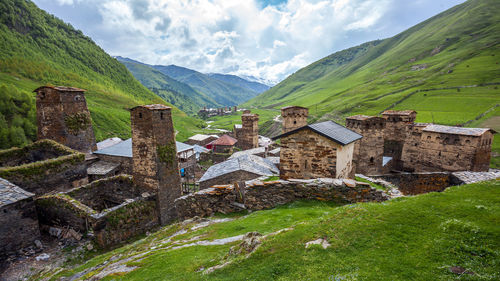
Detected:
[
  {"left": 272, "top": 121, "right": 362, "bottom": 146},
  {"left": 382, "top": 110, "right": 416, "bottom": 116},
  {"left": 87, "top": 161, "right": 120, "bottom": 176},
  {"left": 96, "top": 137, "right": 123, "bottom": 150},
  {"left": 212, "top": 135, "right": 237, "bottom": 146},
  {"left": 347, "top": 115, "right": 382, "bottom": 121},
  {"left": 0, "top": 177, "right": 34, "bottom": 207},
  {"left": 269, "top": 147, "right": 280, "bottom": 156},
  {"left": 93, "top": 138, "right": 194, "bottom": 158},
  {"left": 234, "top": 124, "right": 242, "bottom": 129},
  {"left": 34, "top": 85, "right": 86, "bottom": 92},
  {"left": 199, "top": 155, "right": 278, "bottom": 182},
  {"left": 229, "top": 147, "right": 266, "bottom": 159},
  {"left": 422, "top": 125, "right": 496, "bottom": 136}
]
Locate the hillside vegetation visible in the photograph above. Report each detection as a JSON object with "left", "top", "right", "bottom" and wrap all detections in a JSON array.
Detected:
[
  {"left": 0, "top": 0, "right": 204, "bottom": 148},
  {"left": 41, "top": 180, "right": 500, "bottom": 280},
  {"left": 239, "top": 0, "right": 500, "bottom": 165},
  {"left": 117, "top": 57, "right": 220, "bottom": 116}
]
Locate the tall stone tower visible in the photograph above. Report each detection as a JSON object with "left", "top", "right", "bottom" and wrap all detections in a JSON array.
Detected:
[
  {"left": 131, "top": 104, "right": 181, "bottom": 225},
  {"left": 281, "top": 106, "right": 308, "bottom": 133},
  {"left": 35, "top": 86, "right": 97, "bottom": 153},
  {"left": 239, "top": 111, "right": 259, "bottom": 150},
  {"left": 345, "top": 115, "right": 385, "bottom": 175}
]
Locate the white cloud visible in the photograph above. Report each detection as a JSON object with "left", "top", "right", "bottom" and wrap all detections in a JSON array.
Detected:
[{"left": 44, "top": 0, "right": 398, "bottom": 83}]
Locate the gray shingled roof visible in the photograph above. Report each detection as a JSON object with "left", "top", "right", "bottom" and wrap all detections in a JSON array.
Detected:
[
  {"left": 0, "top": 177, "right": 34, "bottom": 207},
  {"left": 423, "top": 125, "right": 495, "bottom": 136},
  {"left": 272, "top": 121, "right": 362, "bottom": 145},
  {"left": 199, "top": 154, "right": 278, "bottom": 183},
  {"left": 87, "top": 161, "right": 120, "bottom": 176},
  {"left": 93, "top": 138, "right": 194, "bottom": 158},
  {"left": 229, "top": 147, "right": 266, "bottom": 159}
]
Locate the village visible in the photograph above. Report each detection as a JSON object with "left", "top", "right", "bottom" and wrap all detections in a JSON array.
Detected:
[{"left": 0, "top": 85, "right": 498, "bottom": 268}]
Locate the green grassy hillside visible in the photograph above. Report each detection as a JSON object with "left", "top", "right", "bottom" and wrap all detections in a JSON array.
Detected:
[
  {"left": 0, "top": 0, "right": 204, "bottom": 148},
  {"left": 153, "top": 65, "right": 261, "bottom": 106},
  {"left": 41, "top": 180, "right": 500, "bottom": 280},
  {"left": 117, "top": 57, "right": 220, "bottom": 116},
  {"left": 239, "top": 0, "right": 500, "bottom": 165}
]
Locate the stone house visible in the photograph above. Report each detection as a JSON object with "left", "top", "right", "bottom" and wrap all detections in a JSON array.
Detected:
[
  {"left": 346, "top": 110, "right": 496, "bottom": 174},
  {"left": 198, "top": 154, "right": 278, "bottom": 190},
  {"left": 273, "top": 120, "right": 362, "bottom": 180},
  {"left": 35, "top": 86, "right": 97, "bottom": 153},
  {"left": 238, "top": 112, "right": 259, "bottom": 150},
  {"left": 0, "top": 139, "right": 88, "bottom": 196},
  {"left": 211, "top": 134, "right": 238, "bottom": 153},
  {"left": 0, "top": 178, "right": 40, "bottom": 261},
  {"left": 229, "top": 146, "right": 267, "bottom": 159}
]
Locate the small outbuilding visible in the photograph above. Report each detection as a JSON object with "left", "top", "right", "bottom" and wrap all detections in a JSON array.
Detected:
[{"left": 210, "top": 135, "right": 238, "bottom": 153}]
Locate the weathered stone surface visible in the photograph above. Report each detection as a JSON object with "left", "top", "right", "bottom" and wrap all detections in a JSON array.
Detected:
[
  {"left": 35, "top": 86, "right": 97, "bottom": 153},
  {"left": 346, "top": 116, "right": 385, "bottom": 175},
  {"left": 281, "top": 106, "right": 308, "bottom": 133},
  {"left": 0, "top": 139, "right": 87, "bottom": 196},
  {"left": 371, "top": 172, "right": 452, "bottom": 195},
  {"left": 35, "top": 175, "right": 159, "bottom": 248},
  {"left": 131, "top": 105, "right": 182, "bottom": 226},
  {"left": 237, "top": 113, "right": 259, "bottom": 150},
  {"left": 175, "top": 178, "right": 388, "bottom": 220}
]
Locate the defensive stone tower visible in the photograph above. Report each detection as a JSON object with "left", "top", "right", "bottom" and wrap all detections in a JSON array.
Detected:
[
  {"left": 281, "top": 106, "right": 309, "bottom": 133},
  {"left": 35, "top": 86, "right": 97, "bottom": 153},
  {"left": 131, "top": 104, "right": 181, "bottom": 225},
  {"left": 239, "top": 111, "right": 259, "bottom": 150},
  {"left": 346, "top": 115, "right": 386, "bottom": 175},
  {"left": 381, "top": 110, "right": 416, "bottom": 170}
]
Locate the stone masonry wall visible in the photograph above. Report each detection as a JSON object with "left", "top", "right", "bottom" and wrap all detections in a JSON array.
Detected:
[
  {"left": 346, "top": 117, "right": 385, "bottom": 175},
  {"left": 371, "top": 172, "right": 452, "bottom": 195},
  {"left": 175, "top": 178, "right": 388, "bottom": 220},
  {"left": 35, "top": 86, "right": 97, "bottom": 153},
  {"left": 280, "top": 129, "right": 339, "bottom": 179},
  {"left": 94, "top": 154, "right": 133, "bottom": 174},
  {"left": 281, "top": 106, "right": 308, "bottom": 133},
  {"left": 0, "top": 197, "right": 40, "bottom": 260},
  {"left": 0, "top": 140, "right": 88, "bottom": 196},
  {"left": 238, "top": 113, "right": 259, "bottom": 150}
]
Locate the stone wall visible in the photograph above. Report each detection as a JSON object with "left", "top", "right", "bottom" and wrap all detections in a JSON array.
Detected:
[
  {"left": 35, "top": 86, "right": 97, "bottom": 153},
  {"left": 175, "top": 178, "right": 388, "bottom": 220},
  {"left": 346, "top": 116, "right": 385, "bottom": 175},
  {"left": 93, "top": 154, "right": 133, "bottom": 174},
  {"left": 280, "top": 129, "right": 340, "bottom": 179},
  {"left": 0, "top": 197, "right": 40, "bottom": 260},
  {"left": 371, "top": 172, "right": 452, "bottom": 195},
  {"left": 199, "top": 170, "right": 262, "bottom": 190},
  {"left": 35, "top": 175, "right": 158, "bottom": 248},
  {"left": 0, "top": 140, "right": 88, "bottom": 196}
]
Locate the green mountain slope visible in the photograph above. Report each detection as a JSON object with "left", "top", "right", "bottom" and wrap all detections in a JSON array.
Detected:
[
  {"left": 0, "top": 0, "right": 203, "bottom": 148},
  {"left": 245, "top": 0, "right": 500, "bottom": 124},
  {"left": 44, "top": 180, "right": 499, "bottom": 280},
  {"left": 116, "top": 57, "right": 220, "bottom": 115},
  {"left": 153, "top": 65, "right": 261, "bottom": 106}
]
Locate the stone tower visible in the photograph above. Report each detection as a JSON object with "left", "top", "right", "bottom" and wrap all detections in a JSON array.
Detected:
[
  {"left": 381, "top": 110, "right": 416, "bottom": 170},
  {"left": 35, "top": 86, "right": 97, "bottom": 153},
  {"left": 131, "top": 104, "right": 181, "bottom": 225},
  {"left": 281, "top": 106, "right": 309, "bottom": 133},
  {"left": 346, "top": 115, "right": 385, "bottom": 175},
  {"left": 239, "top": 111, "right": 259, "bottom": 150}
]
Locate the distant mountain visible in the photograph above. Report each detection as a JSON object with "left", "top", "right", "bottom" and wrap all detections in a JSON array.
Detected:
[
  {"left": 151, "top": 65, "right": 263, "bottom": 106},
  {"left": 116, "top": 57, "right": 220, "bottom": 115},
  {"left": 207, "top": 73, "right": 270, "bottom": 94},
  {"left": 239, "top": 74, "right": 276, "bottom": 87},
  {"left": 0, "top": 0, "right": 203, "bottom": 147}
]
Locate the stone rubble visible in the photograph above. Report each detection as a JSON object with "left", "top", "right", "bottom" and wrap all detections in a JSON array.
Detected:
[{"left": 451, "top": 169, "right": 500, "bottom": 184}]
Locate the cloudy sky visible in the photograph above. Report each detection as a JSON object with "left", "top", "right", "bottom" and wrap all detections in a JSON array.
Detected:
[{"left": 33, "top": 0, "right": 465, "bottom": 84}]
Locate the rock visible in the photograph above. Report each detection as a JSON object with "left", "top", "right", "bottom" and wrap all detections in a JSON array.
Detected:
[
  {"left": 49, "top": 226, "right": 62, "bottom": 238},
  {"left": 305, "top": 238, "right": 331, "bottom": 249},
  {"left": 35, "top": 253, "right": 50, "bottom": 261},
  {"left": 63, "top": 229, "right": 82, "bottom": 241},
  {"left": 343, "top": 179, "right": 356, "bottom": 188},
  {"left": 449, "top": 266, "right": 474, "bottom": 275},
  {"left": 34, "top": 240, "right": 43, "bottom": 249},
  {"left": 87, "top": 244, "right": 94, "bottom": 251}
]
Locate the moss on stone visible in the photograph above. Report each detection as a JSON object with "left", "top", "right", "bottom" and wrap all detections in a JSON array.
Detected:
[
  {"left": 157, "top": 141, "right": 176, "bottom": 165},
  {"left": 64, "top": 112, "right": 92, "bottom": 135}
]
